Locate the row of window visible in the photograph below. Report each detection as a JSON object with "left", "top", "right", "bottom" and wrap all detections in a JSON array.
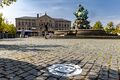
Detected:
[
  {"left": 17, "top": 22, "right": 70, "bottom": 27},
  {"left": 38, "top": 20, "right": 52, "bottom": 22},
  {"left": 18, "top": 28, "right": 31, "bottom": 30},
  {"left": 17, "top": 19, "right": 35, "bottom": 22},
  {"left": 55, "top": 21, "right": 70, "bottom": 23},
  {"left": 18, "top": 27, "right": 69, "bottom": 31},
  {"left": 39, "top": 23, "right": 53, "bottom": 27},
  {"left": 17, "top": 22, "right": 35, "bottom": 26},
  {"left": 55, "top": 28, "right": 69, "bottom": 30},
  {"left": 38, "top": 23, "right": 70, "bottom": 27},
  {"left": 55, "top": 24, "right": 70, "bottom": 27}
]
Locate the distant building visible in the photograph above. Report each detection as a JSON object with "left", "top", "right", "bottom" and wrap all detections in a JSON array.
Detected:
[
  {"left": 116, "top": 24, "right": 120, "bottom": 30},
  {"left": 15, "top": 13, "right": 71, "bottom": 36}
]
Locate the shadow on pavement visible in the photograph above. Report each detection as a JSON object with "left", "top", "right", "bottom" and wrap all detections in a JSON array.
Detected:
[
  {"left": 88, "top": 65, "right": 120, "bottom": 80},
  {"left": 0, "top": 58, "right": 67, "bottom": 80},
  {"left": 0, "top": 58, "right": 44, "bottom": 80},
  {"left": 1, "top": 58, "right": 119, "bottom": 80},
  {"left": 0, "top": 44, "right": 64, "bottom": 52}
]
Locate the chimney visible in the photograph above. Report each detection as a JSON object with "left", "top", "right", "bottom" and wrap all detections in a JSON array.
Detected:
[{"left": 37, "top": 14, "right": 39, "bottom": 18}]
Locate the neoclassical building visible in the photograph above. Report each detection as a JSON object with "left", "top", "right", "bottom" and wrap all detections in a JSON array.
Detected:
[{"left": 15, "top": 13, "right": 71, "bottom": 36}]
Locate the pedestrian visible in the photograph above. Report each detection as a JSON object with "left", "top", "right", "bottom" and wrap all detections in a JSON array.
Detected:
[{"left": 44, "top": 24, "right": 48, "bottom": 39}]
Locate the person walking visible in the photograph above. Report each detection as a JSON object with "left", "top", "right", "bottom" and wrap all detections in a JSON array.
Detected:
[{"left": 44, "top": 24, "right": 48, "bottom": 39}]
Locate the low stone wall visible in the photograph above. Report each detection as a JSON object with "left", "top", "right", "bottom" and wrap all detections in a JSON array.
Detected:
[
  {"left": 53, "top": 29, "right": 119, "bottom": 39},
  {"left": 54, "top": 29, "right": 117, "bottom": 36},
  {"left": 54, "top": 30, "right": 69, "bottom": 35},
  {"left": 0, "top": 33, "right": 16, "bottom": 39},
  {"left": 76, "top": 29, "right": 107, "bottom": 36},
  {"left": 53, "top": 35, "right": 120, "bottom": 39}
]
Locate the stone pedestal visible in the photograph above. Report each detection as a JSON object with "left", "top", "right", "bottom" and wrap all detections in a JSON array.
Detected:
[
  {"left": 73, "top": 19, "right": 90, "bottom": 29},
  {"left": 76, "top": 29, "right": 107, "bottom": 36}
]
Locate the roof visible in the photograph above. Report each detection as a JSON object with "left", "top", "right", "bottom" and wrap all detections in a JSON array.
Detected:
[
  {"left": 53, "top": 18, "right": 71, "bottom": 22},
  {"left": 16, "top": 16, "right": 37, "bottom": 19},
  {"left": 15, "top": 14, "right": 71, "bottom": 22},
  {"left": 39, "top": 13, "right": 53, "bottom": 20}
]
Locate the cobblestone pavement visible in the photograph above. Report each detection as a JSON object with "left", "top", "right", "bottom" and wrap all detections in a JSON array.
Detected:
[{"left": 0, "top": 38, "right": 120, "bottom": 80}]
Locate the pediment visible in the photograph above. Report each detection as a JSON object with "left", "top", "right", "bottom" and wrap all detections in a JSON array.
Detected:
[
  {"left": 37, "top": 14, "right": 55, "bottom": 23},
  {"left": 38, "top": 14, "right": 53, "bottom": 20}
]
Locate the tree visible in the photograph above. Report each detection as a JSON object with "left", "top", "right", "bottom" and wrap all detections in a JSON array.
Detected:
[
  {"left": 0, "top": 0, "right": 17, "bottom": 38},
  {"left": 3, "top": 22, "right": 16, "bottom": 34},
  {"left": 115, "top": 25, "right": 120, "bottom": 34},
  {"left": 0, "top": 0, "right": 16, "bottom": 7},
  {"left": 104, "top": 22, "right": 115, "bottom": 34},
  {"left": 0, "top": 13, "right": 4, "bottom": 32},
  {"left": 107, "top": 22, "right": 114, "bottom": 28},
  {"left": 8, "top": 24, "right": 16, "bottom": 34},
  {"left": 93, "top": 21, "right": 103, "bottom": 30},
  {"left": 0, "top": 13, "right": 16, "bottom": 34}
]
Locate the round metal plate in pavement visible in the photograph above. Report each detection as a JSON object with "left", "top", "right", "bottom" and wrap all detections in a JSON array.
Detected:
[{"left": 48, "top": 64, "right": 82, "bottom": 77}]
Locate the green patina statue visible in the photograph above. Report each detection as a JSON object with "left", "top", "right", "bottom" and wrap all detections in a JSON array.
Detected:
[
  {"left": 73, "top": 4, "right": 90, "bottom": 29},
  {"left": 74, "top": 5, "right": 88, "bottom": 20}
]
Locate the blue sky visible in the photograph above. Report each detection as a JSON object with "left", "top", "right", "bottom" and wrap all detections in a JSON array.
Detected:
[{"left": 0, "top": 0, "right": 120, "bottom": 26}]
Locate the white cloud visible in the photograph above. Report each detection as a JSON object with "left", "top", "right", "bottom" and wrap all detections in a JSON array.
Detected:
[{"left": 51, "top": 6, "right": 62, "bottom": 10}]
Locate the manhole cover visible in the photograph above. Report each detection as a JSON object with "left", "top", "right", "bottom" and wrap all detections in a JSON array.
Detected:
[{"left": 48, "top": 64, "right": 82, "bottom": 77}]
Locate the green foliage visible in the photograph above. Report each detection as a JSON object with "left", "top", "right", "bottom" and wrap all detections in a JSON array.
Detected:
[
  {"left": 0, "top": 13, "right": 16, "bottom": 34},
  {"left": 115, "top": 27, "right": 120, "bottom": 34},
  {"left": 93, "top": 21, "right": 103, "bottom": 30},
  {"left": 104, "top": 22, "right": 115, "bottom": 34},
  {"left": 116, "top": 25, "right": 120, "bottom": 32},
  {"left": 0, "top": 0, "right": 17, "bottom": 33},
  {"left": 104, "top": 27, "right": 112, "bottom": 34},
  {"left": 3, "top": 23, "right": 16, "bottom": 34},
  {"left": 112, "top": 29, "right": 119, "bottom": 34},
  {"left": 0, "top": 13, "right": 4, "bottom": 32},
  {"left": 8, "top": 24, "right": 16, "bottom": 34},
  {"left": 107, "top": 22, "right": 113, "bottom": 27},
  {"left": 0, "top": 0, "right": 16, "bottom": 7}
]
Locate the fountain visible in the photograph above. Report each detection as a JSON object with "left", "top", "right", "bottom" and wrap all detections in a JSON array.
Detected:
[
  {"left": 72, "top": 4, "right": 108, "bottom": 36},
  {"left": 73, "top": 4, "right": 90, "bottom": 29},
  {"left": 53, "top": 4, "right": 118, "bottom": 39}
]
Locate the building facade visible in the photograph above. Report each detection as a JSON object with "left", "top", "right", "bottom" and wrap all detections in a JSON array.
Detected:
[{"left": 16, "top": 13, "right": 71, "bottom": 36}]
